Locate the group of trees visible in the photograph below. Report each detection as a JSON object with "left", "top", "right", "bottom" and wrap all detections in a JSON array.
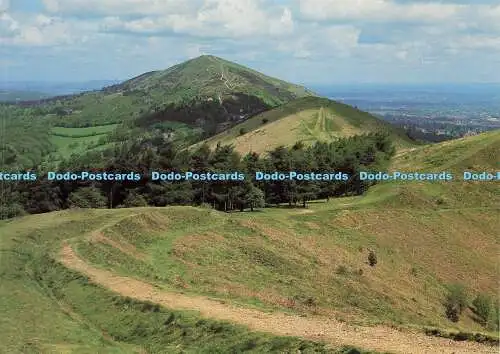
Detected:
[{"left": 1, "top": 132, "right": 395, "bottom": 219}]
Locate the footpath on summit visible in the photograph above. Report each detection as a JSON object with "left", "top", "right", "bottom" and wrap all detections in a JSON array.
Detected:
[{"left": 60, "top": 242, "right": 496, "bottom": 354}]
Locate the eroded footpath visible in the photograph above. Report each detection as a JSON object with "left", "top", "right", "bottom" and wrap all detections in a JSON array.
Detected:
[{"left": 60, "top": 243, "right": 497, "bottom": 354}]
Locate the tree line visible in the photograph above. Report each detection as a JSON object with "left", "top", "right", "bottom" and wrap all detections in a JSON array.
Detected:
[{"left": 0, "top": 132, "right": 395, "bottom": 219}]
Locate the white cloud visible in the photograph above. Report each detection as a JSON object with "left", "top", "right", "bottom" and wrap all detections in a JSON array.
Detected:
[
  {"left": 43, "top": 0, "right": 195, "bottom": 16},
  {"left": 0, "top": 13, "right": 19, "bottom": 38},
  {"left": 298, "top": 0, "right": 463, "bottom": 23},
  {"left": 0, "top": 13, "right": 95, "bottom": 46},
  {"left": 2, "top": 0, "right": 499, "bottom": 83},
  {"left": 0, "top": 0, "right": 9, "bottom": 13},
  {"left": 450, "top": 35, "right": 500, "bottom": 52},
  {"left": 101, "top": 0, "right": 294, "bottom": 38},
  {"left": 270, "top": 8, "right": 294, "bottom": 36}
]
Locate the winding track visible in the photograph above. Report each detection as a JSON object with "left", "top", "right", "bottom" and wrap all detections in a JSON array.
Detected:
[{"left": 60, "top": 242, "right": 497, "bottom": 354}]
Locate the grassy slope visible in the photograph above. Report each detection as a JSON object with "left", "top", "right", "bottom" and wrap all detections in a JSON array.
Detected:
[
  {"left": 0, "top": 105, "right": 54, "bottom": 168},
  {"left": 0, "top": 210, "right": 366, "bottom": 354},
  {"left": 371, "top": 129, "right": 500, "bottom": 210},
  {"left": 195, "top": 97, "right": 415, "bottom": 154}
]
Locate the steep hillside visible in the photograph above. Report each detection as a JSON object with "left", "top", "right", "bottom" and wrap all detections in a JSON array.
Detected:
[
  {"left": 34, "top": 55, "right": 316, "bottom": 129},
  {"left": 1, "top": 132, "right": 497, "bottom": 353},
  {"left": 195, "top": 96, "right": 415, "bottom": 154}
]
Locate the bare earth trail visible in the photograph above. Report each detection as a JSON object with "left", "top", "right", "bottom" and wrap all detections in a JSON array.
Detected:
[{"left": 60, "top": 243, "right": 496, "bottom": 354}]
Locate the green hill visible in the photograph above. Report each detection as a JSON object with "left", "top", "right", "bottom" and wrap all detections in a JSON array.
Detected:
[
  {"left": 0, "top": 132, "right": 498, "bottom": 353},
  {"left": 194, "top": 96, "right": 415, "bottom": 155},
  {"left": 1, "top": 56, "right": 318, "bottom": 168},
  {"left": 37, "top": 55, "right": 316, "bottom": 129}
]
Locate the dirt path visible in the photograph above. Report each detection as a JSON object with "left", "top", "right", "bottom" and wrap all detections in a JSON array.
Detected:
[{"left": 60, "top": 243, "right": 496, "bottom": 354}]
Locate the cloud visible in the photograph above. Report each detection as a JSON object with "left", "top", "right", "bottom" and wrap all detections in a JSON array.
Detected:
[
  {"left": 2, "top": 0, "right": 499, "bottom": 83},
  {"left": 0, "top": 13, "right": 95, "bottom": 46},
  {"left": 0, "top": 13, "right": 19, "bottom": 37},
  {"left": 42, "top": 0, "right": 195, "bottom": 17},
  {"left": 0, "top": 0, "right": 9, "bottom": 12},
  {"left": 298, "top": 0, "right": 464, "bottom": 23},
  {"left": 100, "top": 0, "right": 294, "bottom": 39}
]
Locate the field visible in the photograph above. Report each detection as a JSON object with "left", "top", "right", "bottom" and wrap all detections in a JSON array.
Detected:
[
  {"left": 47, "top": 124, "right": 118, "bottom": 160},
  {"left": 1, "top": 132, "right": 498, "bottom": 353},
  {"left": 196, "top": 97, "right": 414, "bottom": 155},
  {"left": 51, "top": 124, "right": 118, "bottom": 138}
]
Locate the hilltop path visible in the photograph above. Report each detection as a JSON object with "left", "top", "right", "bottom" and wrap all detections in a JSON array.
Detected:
[{"left": 60, "top": 243, "right": 496, "bottom": 354}]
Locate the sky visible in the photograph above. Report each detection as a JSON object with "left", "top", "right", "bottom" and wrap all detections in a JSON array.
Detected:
[{"left": 0, "top": 0, "right": 499, "bottom": 85}]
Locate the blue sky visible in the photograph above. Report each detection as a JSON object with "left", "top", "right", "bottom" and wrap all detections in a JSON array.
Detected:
[{"left": 0, "top": 0, "right": 499, "bottom": 85}]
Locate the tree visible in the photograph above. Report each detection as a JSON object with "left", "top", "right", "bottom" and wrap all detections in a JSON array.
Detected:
[
  {"left": 68, "top": 186, "right": 107, "bottom": 208},
  {"left": 244, "top": 185, "right": 265, "bottom": 211},
  {"left": 123, "top": 191, "right": 148, "bottom": 207}
]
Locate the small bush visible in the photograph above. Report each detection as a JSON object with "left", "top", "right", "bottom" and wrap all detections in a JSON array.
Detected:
[
  {"left": 472, "top": 293, "right": 491, "bottom": 325},
  {"left": 262, "top": 118, "right": 269, "bottom": 124},
  {"left": 239, "top": 128, "right": 246, "bottom": 135},
  {"left": 368, "top": 250, "right": 377, "bottom": 267},
  {"left": 444, "top": 284, "right": 468, "bottom": 322},
  {"left": 335, "top": 265, "right": 348, "bottom": 275}
]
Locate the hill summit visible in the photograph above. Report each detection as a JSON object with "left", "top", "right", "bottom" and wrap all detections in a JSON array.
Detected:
[{"left": 107, "top": 55, "right": 316, "bottom": 106}]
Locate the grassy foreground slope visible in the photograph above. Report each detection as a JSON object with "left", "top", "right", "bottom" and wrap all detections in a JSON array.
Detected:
[
  {"left": 195, "top": 97, "right": 414, "bottom": 154},
  {"left": 0, "top": 211, "right": 367, "bottom": 354}
]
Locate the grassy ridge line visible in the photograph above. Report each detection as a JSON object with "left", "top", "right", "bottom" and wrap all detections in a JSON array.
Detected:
[
  {"left": 0, "top": 210, "right": 369, "bottom": 354},
  {"left": 365, "top": 129, "right": 500, "bottom": 209}
]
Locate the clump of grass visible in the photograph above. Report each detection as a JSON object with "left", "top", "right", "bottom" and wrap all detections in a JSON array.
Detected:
[{"left": 336, "top": 265, "right": 349, "bottom": 275}]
